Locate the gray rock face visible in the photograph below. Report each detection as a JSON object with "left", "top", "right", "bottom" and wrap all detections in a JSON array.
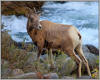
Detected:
[
  {"left": 9, "top": 72, "right": 59, "bottom": 79},
  {"left": 82, "top": 45, "right": 98, "bottom": 68},
  {"left": 25, "top": 52, "right": 37, "bottom": 65},
  {"left": 86, "top": 44, "right": 99, "bottom": 55},
  {"left": 78, "top": 76, "right": 92, "bottom": 79},
  {"left": 9, "top": 72, "right": 38, "bottom": 79},
  {"left": 82, "top": 45, "right": 90, "bottom": 53},
  {"left": 60, "top": 57, "right": 77, "bottom": 75},
  {"left": 62, "top": 76, "right": 73, "bottom": 79},
  {"left": 49, "top": 73, "right": 59, "bottom": 79},
  {"left": 43, "top": 73, "right": 59, "bottom": 79}
]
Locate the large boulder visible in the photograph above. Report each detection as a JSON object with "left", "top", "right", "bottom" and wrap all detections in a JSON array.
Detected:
[
  {"left": 86, "top": 44, "right": 99, "bottom": 56},
  {"left": 60, "top": 57, "right": 77, "bottom": 76},
  {"left": 25, "top": 52, "right": 37, "bottom": 65},
  {"left": 9, "top": 72, "right": 38, "bottom": 79},
  {"left": 61, "top": 76, "right": 73, "bottom": 79},
  {"left": 82, "top": 45, "right": 98, "bottom": 68},
  {"left": 9, "top": 72, "right": 59, "bottom": 79},
  {"left": 43, "top": 73, "right": 59, "bottom": 79}
]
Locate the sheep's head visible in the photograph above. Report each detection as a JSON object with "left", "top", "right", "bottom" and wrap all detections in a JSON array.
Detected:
[{"left": 26, "top": 7, "right": 42, "bottom": 30}]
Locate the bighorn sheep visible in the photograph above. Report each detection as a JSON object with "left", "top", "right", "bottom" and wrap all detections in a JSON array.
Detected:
[{"left": 26, "top": 8, "right": 91, "bottom": 77}]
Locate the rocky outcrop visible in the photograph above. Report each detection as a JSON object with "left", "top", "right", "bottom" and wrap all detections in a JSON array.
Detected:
[
  {"left": 43, "top": 73, "right": 59, "bottom": 79},
  {"left": 8, "top": 72, "right": 59, "bottom": 79},
  {"left": 78, "top": 76, "right": 92, "bottom": 79},
  {"left": 60, "top": 57, "right": 77, "bottom": 75},
  {"left": 1, "top": 1, "right": 45, "bottom": 16},
  {"left": 82, "top": 45, "right": 98, "bottom": 69},
  {"left": 86, "top": 44, "right": 99, "bottom": 56},
  {"left": 9, "top": 72, "right": 39, "bottom": 79}
]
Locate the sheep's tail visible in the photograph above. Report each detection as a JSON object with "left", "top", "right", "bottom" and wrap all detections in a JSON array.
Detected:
[
  {"left": 77, "top": 32, "right": 81, "bottom": 40},
  {"left": 73, "top": 26, "right": 82, "bottom": 40}
]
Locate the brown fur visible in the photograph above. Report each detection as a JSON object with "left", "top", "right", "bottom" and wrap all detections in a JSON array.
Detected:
[{"left": 26, "top": 11, "right": 91, "bottom": 77}]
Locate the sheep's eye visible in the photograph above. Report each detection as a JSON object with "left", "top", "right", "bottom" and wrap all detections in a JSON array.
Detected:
[{"left": 30, "top": 18, "right": 33, "bottom": 22}]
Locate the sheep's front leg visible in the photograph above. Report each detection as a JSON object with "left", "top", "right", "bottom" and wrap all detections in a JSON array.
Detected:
[
  {"left": 49, "top": 49, "right": 55, "bottom": 69},
  {"left": 45, "top": 49, "right": 50, "bottom": 66},
  {"left": 37, "top": 40, "right": 44, "bottom": 62}
]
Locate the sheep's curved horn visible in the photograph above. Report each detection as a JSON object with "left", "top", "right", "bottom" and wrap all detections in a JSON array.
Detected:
[
  {"left": 25, "top": 7, "right": 33, "bottom": 17},
  {"left": 25, "top": 7, "right": 33, "bottom": 13}
]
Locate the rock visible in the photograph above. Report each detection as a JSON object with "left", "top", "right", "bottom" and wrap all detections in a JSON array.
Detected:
[
  {"left": 84, "top": 52, "right": 97, "bottom": 68},
  {"left": 43, "top": 73, "right": 59, "bottom": 79},
  {"left": 78, "top": 76, "right": 92, "bottom": 79},
  {"left": 60, "top": 57, "right": 77, "bottom": 75},
  {"left": 9, "top": 72, "right": 58, "bottom": 79},
  {"left": 82, "top": 45, "right": 98, "bottom": 68},
  {"left": 1, "top": 1, "right": 45, "bottom": 15},
  {"left": 61, "top": 76, "right": 73, "bottom": 79},
  {"left": 11, "top": 69, "right": 24, "bottom": 76},
  {"left": 9, "top": 72, "right": 38, "bottom": 79},
  {"left": 40, "top": 54, "right": 48, "bottom": 62},
  {"left": 49, "top": 73, "right": 59, "bottom": 79},
  {"left": 82, "top": 45, "right": 90, "bottom": 53},
  {"left": 25, "top": 52, "right": 37, "bottom": 65},
  {"left": 86, "top": 44, "right": 99, "bottom": 56}
]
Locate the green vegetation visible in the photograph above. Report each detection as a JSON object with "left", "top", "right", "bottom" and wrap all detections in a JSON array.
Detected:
[
  {"left": 1, "top": 25, "right": 99, "bottom": 79},
  {"left": 1, "top": 28, "right": 71, "bottom": 78}
]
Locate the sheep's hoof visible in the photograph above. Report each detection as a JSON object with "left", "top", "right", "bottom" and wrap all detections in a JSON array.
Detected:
[{"left": 50, "top": 64, "right": 56, "bottom": 70}]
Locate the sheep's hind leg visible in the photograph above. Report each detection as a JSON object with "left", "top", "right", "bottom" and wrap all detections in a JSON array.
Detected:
[
  {"left": 76, "top": 45, "right": 91, "bottom": 77},
  {"left": 45, "top": 49, "right": 50, "bottom": 67},
  {"left": 37, "top": 50, "right": 41, "bottom": 62},
  {"left": 66, "top": 49, "right": 82, "bottom": 77}
]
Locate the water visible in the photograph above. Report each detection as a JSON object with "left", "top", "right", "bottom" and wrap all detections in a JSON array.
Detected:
[{"left": 1, "top": 2, "right": 98, "bottom": 47}]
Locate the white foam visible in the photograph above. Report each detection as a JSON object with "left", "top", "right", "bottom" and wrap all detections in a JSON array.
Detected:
[
  {"left": 2, "top": 15, "right": 28, "bottom": 33},
  {"left": 43, "top": 2, "right": 98, "bottom": 16},
  {"left": 80, "top": 28, "right": 98, "bottom": 48}
]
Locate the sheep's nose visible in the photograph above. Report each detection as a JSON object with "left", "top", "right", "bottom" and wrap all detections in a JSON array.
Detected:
[
  {"left": 38, "top": 25, "right": 41, "bottom": 29},
  {"left": 38, "top": 24, "right": 42, "bottom": 29}
]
